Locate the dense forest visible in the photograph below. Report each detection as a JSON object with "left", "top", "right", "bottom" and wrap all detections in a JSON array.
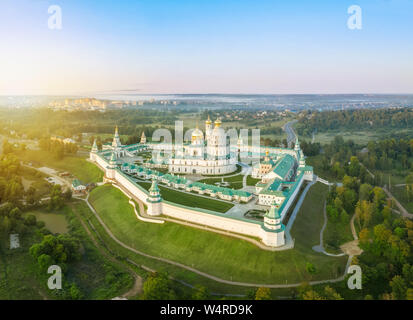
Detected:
[{"left": 296, "top": 108, "right": 413, "bottom": 137}]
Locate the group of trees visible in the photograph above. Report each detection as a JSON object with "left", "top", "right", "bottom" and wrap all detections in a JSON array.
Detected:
[
  {"left": 48, "top": 185, "right": 72, "bottom": 210},
  {"left": 297, "top": 284, "right": 343, "bottom": 300},
  {"left": 359, "top": 138, "right": 413, "bottom": 172},
  {"left": 0, "top": 203, "right": 38, "bottom": 236},
  {"left": 142, "top": 271, "right": 210, "bottom": 300},
  {"left": 312, "top": 136, "right": 371, "bottom": 183},
  {"left": 0, "top": 153, "right": 24, "bottom": 205},
  {"left": 38, "top": 138, "right": 78, "bottom": 160},
  {"left": 297, "top": 108, "right": 413, "bottom": 137},
  {"left": 29, "top": 234, "right": 81, "bottom": 272},
  {"left": 355, "top": 216, "right": 413, "bottom": 299}
]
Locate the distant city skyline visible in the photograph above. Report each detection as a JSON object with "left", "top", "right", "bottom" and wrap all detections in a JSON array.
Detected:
[{"left": 1, "top": 0, "right": 413, "bottom": 95}]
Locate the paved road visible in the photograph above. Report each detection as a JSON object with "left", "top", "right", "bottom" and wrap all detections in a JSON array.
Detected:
[{"left": 282, "top": 120, "right": 298, "bottom": 148}]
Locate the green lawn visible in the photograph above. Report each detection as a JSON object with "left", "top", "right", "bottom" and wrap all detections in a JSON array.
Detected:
[
  {"left": 198, "top": 174, "right": 244, "bottom": 190},
  {"left": 246, "top": 175, "right": 261, "bottom": 186},
  {"left": 17, "top": 149, "right": 103, "bottom": 183},
  {"left": 88, "top": 183, "right": 347, "bottom": 284},
  {"left": 137, "top": 181, "right": 234, "bottom": 213},
  {"left": 324, "top": 220, "right": 354, "bottom": 253}
]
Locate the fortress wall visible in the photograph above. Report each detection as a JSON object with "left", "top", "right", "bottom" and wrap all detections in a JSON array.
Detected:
[
  {"left": 162, "top": 202, "right": 263, "bottom": 238},
  {"left": 91, "top": 154, "right": 283, "bottom": 246},
  {"left": 280, "top": 174, "right": 304, "bottom": 221},
  {"left": 113, "top": 169, "right": 149, "bottom": 205},
  {"left": 94, "top": 153, "right": 110, "bottom": 169}
]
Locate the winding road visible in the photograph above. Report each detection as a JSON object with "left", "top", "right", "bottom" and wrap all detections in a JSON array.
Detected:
[{"left": 283, "top": 120, "right": 298, "bottom": 148}]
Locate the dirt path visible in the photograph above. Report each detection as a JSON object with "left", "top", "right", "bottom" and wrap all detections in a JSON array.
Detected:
[
  {"left": 383, "top": 187, "right": 413, "bottom": 219},
  {"left": 312, "top": 201, "right": 345, "bottom": 257}
]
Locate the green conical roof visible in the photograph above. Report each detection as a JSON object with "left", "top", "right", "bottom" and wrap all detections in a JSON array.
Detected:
[
  {"left": 265, "top": 202, "right": 281, "bottom": 219},
  {"left": 109, "top": 152, "right": 117, "bottom": 163},
  {"left": 92, "top": 139, "right": 98, "bottom": 150},
  {"left": 149, "top": 180, "right": 159, "bottom": 193}
]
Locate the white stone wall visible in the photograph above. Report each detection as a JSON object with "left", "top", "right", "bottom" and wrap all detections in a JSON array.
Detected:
[
  {"left": 162, "top": 202, "right": 263, "bottom": 238},
  {"left": 91, "top": 152, "right": 285, "bottom": 247}
]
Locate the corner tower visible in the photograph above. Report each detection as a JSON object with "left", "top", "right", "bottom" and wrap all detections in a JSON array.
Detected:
[
  {"left": 260, "top": 202, "right": 285, "bottom": 247},
  {"left": 147, "top": 180, "right": 162, "bottom": 216}
]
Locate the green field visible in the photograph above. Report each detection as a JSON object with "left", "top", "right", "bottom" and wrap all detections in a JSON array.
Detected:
[
  {"left": 137, "top": 181, "right": 234, "bottom": 213},
  {"left": 246, "top": 175, "right": 261, "bottom": 186},
  {"left": 87, "top": 183, "right": 347, "bottom": 284},
  {"left": 324, "top": 219, "right": 354, "bottom": 253},
  {"left": 198, "top": 174, "right": 244, "bottom": 190},
  {"left": 17, "top": 150, "right": 103, "bottom": 183}
]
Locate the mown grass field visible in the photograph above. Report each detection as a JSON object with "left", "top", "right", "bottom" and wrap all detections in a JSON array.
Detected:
[
  {"left": 137, "top": 181, "right": 234, "bottom": 213},
  {"left": 246, "top": 175, "right": 261, "bottom": 186},
  {"left": 198, "top": 174, "right": 244, "bottom": 190},
  {"left": 324, "top": 219, "right": 354, "bottom": 253},
  {"left": 88, "top": 183, "right": 347, "bottom": 284},
  {"left": 17, "top": 149, "right": 103, "bottom": 183}
]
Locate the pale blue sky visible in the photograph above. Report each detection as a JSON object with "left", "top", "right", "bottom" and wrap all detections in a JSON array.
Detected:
[{"left": 0, "top": 0, "right": 412, "bottom": 94}]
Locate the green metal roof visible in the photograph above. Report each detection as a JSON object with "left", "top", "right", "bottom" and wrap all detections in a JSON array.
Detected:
[
  {"left": 149, "top": 180, "right": 160, "bottom": 193},
  {"left": 72, "top": 179, "right": 84, "bottom": 188},
  {"left": 265, "top": 203, "right": 281, "bottom": 219},
  {"left": 272, "top": 154, "right": 295, "bottom": 180}
]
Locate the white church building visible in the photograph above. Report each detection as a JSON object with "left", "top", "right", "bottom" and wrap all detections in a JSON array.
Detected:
[{"left": 168, "top": 117, "right": 237, "bottom": 175}]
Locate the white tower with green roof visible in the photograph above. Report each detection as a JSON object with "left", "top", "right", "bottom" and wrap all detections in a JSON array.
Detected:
[
  {"left": 106, "top": 152, "right": 118, "bottom": 180},
  {"left": 260, "top": 201, "right": 285, "bottom": 247},
  {"left": 147, "top": 180, "right": 162, "bottom": 216},
  {"left": 90, "top": 139, "right": 98, "bottom": 161},
  {"left": 140, "top": 131, "right": 146, "bottom": 144}
]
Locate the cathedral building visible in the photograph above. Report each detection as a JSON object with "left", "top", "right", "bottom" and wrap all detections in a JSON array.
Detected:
[{"left": 168, "top": 117, "right": 237, "bottom": 175}]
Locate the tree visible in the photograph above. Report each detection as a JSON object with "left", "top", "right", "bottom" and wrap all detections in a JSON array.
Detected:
[
  {"left": 143, "top": 272, "right": 175, "bottom": 300},
  {"left": 255, "top": 287, "right": 271, "bottom": 300},
  {"left": 24, "top": 214, "right": 37, "bottom": 226},
  {"left": 359, "top": 184, "right": 373, "bottom": 201},
  {"left": 359, "top": 228, "right": 370, "bottom": 246},
  {"left": 48, "top": 185, "right": 64, "bottom": 210},
  {"left": 406, "top": 288, "right": 413, "bottom": 300},
  {"left": 390, "top": 275, "right": 407, "bottom": 300},
  {"left": 323, "top": 286, "right": 343, "bottom": 300},
  {"left": 302, "top": 290, "right": 324, "bottom": 300},
  {"left": 37, "top": 254, "right": 54, "bottom": 272},
  {"left": 192, "top": 285, "right": 210, "bottom": 300},
  {"left": 306, "top": 262, "right": 316, "bottom": 275},
  {"left": 70, "top": 283, "right": 83, "bottom": 300}
]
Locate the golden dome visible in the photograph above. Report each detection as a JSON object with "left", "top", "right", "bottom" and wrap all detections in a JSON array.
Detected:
[
  {"left": 205, "top": 115, "right": 212, "bottom": 125},
  {"left": 191, "top": 127, "right": 204, "bottom": 141},
  {"left": 214, "top": 118, "right": 222, "bottom": 128}
]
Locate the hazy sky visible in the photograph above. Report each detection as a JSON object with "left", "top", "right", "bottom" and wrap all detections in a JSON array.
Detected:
[{"left": 1, "top": 0, "right": 412, "bottom": 95}]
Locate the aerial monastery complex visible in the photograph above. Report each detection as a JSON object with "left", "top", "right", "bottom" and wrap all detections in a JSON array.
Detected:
[{"left": 89, "top": 118, "right": 314, "bottom": 247}]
